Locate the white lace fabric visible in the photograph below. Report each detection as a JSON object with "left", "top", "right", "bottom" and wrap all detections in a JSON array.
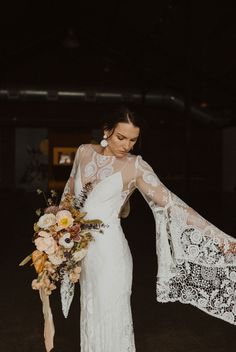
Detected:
[{"left": 63, "top": 143, "right": 236, "bottom": 351}]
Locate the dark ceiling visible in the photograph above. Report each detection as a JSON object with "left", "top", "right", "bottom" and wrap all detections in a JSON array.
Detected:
[{"left": 0, "top": 1, "right": 236, "bottom": 122}]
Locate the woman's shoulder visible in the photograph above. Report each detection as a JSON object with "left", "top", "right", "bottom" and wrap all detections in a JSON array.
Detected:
[
  {"left": 126, "top": 152, "right": 138, "bottom": 161},
  {"left": 75, "top": 143, "right": 91, "bottom": 154},
  {"left": 127, "top": 152, "right": 142, "bottom": 163},
  {"left": 71, "top": 144, "right": 90, "bottom": 163},
  {"left": 129, "top": 153, "right": 154, "bottom": 171},
  {"left": 124, "top": 153, "right": 144, "bottom": 170}
]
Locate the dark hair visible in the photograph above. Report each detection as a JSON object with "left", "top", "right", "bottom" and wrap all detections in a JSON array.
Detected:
[
  {"left": 101, "top": 106, "right": 146, "bottom": 150},
  {"left": 102, "top": 106, "right": 143, "bottom": 129}
]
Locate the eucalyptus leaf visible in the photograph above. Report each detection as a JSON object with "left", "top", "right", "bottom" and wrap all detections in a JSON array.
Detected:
[{"left": 19, "top": 254, "right": 32, "bottom": 266}]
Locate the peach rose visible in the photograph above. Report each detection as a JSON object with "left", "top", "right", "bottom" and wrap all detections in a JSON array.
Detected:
[
  {"left": 69, "top": 267, "right": 82, "bottom": 283},
  {"left": 37, "top": 213, "right": 56, "bottom": 229},
  {"left": 38, "top": 230, "right": 51, "bottom": 238},
  {"left": 35, "top": 235, "right": 57, "bottom": 255},
  {"left": 48, "top": 253, "right": 65, "bottom": 265}
]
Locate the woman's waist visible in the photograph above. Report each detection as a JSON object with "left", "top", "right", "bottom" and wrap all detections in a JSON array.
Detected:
[
  {"left": 82, "top": 209, "right": 121, "bottom": 225},
  {"left": 84, "top": 227, "right": 131, "bottom": 261}
]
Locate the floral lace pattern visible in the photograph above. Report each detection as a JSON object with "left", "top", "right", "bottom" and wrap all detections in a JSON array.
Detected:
[
  {"left": 155, "top": 214, "right": 236, "bottom": 324},
  {"left": 157, "top": 260, "right": 236, "bottom": 324},
  {"left": 83, "top": 153, "right": 115, "bottom": 185}
]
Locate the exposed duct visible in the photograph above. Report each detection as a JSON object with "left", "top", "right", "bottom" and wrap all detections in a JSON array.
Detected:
[{"left": 0, "top": 89, "right": 232, "bottom": 126}]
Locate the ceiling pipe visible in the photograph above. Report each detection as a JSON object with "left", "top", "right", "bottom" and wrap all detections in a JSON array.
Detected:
[
  {"left": 0, "top": 89, "right": 232, "bottom": 126},
  {"left": 145, "top": 92, "right": 231, "bottom": 126}
]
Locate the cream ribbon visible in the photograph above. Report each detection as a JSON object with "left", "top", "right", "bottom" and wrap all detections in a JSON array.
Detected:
[{"left": 39, "top": 288, "right": 55, "bottom": 352}]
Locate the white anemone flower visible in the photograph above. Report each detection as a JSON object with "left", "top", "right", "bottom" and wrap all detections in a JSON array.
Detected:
[{"left": 59, "top": 232, "right": 74, "bottom": 249}]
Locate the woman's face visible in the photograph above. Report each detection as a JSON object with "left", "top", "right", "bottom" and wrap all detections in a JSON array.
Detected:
[{"left": 104, "top": 122, "right": 140, "bottom": 158}]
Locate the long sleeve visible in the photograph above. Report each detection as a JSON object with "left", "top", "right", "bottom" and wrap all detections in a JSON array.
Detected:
[
  {"left": 61, "top": 146, "right": 81, "bottom": 199},
  {"left": 135, "top": 155, "right": 236, "bottom": 325}
]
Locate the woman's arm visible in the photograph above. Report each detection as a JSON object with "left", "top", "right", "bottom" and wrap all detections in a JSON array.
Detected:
[
  {"left": 61, "top": 146, "right": 81, "bottom": 199},
  {"left": 134, "top": 155, "right": 236, "bottom": 326}
]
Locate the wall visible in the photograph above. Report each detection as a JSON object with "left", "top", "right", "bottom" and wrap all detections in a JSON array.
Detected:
[{"left": 222, "top": 126, "right": 236, "bottom": 192}]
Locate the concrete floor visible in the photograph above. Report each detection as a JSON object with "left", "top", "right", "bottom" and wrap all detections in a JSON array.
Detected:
[{"left": 1, "top": 190, "right": 236, "bottom": 352}]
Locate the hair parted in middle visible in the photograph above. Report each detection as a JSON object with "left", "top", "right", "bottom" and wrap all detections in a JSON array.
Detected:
[{"left": 101, "top": 105, "right": 146, "bottom": 150}]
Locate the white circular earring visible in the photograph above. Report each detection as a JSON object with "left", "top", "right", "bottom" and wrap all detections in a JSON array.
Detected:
[{"left": 100, "top": 134, "right": 108, "bottom": 147}]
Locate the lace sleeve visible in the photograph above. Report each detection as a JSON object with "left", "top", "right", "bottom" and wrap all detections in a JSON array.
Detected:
[
  {"left": 61, "top": 146, "right": 81, "bottom": 199},
  {"left": 135, "top": 155, "right": 236, "bottom": 325}
]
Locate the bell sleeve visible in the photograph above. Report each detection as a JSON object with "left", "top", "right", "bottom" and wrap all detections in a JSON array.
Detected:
[{"left": 135, "top": 155, "right": 236, "bottom": 325}]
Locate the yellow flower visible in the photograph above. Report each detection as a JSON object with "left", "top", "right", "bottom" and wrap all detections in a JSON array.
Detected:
[{"left": 56, "top": 210, "right": 74, "bottom": 230}]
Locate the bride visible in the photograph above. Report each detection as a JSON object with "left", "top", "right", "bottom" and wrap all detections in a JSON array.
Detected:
[{"left": 63, "top": 106, "right": 236, "bottom": 351}]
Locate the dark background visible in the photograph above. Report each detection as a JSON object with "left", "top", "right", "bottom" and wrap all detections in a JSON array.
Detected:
[{"left": 1, "top": 1, "right": 236, "bottom": 351}]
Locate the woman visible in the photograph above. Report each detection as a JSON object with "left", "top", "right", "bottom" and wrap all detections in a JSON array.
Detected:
[{"left": 63, "top": 106, "right": 236, "bottom": 351}]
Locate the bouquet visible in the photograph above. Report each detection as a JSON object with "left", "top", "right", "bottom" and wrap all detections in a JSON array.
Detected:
[{"left": 20, "top": 184, "right": 105, "bottom": 351}]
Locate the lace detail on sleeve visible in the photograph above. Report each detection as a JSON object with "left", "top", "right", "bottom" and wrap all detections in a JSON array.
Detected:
[
  {"left": 70, "top": 145, "right": 81, "bottom": 178},
  {"left": 135, "top": 155, "right": 236, "bottom": 325},
  {"left": 61, "top": 145, "right": 83, "bottom": 200}
]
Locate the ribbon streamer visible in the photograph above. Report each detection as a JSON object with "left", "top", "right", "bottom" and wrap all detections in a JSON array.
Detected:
[{"left": 39, "top": 288, "right": 55, "bottom": 352}]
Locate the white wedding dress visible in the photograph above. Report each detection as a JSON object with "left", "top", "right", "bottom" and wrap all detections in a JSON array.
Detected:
[{"left": 63, "top": 143, "right": 236, "bottom": 352}]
